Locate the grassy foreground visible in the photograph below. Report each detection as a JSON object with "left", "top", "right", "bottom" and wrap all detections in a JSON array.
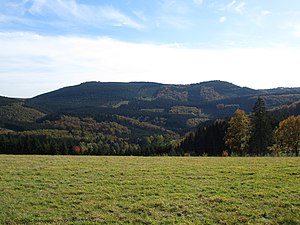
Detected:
[{"left": 0, "top": 156, "right": 299, "bottom": 224}]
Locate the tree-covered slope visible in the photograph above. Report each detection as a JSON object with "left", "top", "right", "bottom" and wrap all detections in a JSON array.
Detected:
[
  {"left": 0, "top": 96, "right": 23, "bottom": 106},
  {"left": 0, "top": 96, "right": 46, "bottom": 131},
  {"left": 26, "top": 81, "right": 260, "bottom": 112},
  {"left": 22, "top": 81, "right": 262, "bottom": 133},
  {"left": 0, "top": 103, "right": 45, "bottom": 122},
  {"left": 1, "top": 80, "right": 300, "bottom": 136},
  {"left": 26, "top": 82, "right": 163, "bottom": 112}
]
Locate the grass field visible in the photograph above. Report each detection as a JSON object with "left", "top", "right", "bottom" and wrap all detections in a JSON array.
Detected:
[{"left": 0, "top": 155, "right": 299, "bottom": 224}]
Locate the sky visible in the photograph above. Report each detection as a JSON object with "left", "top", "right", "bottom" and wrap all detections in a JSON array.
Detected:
[{"left": 1, "top": 0, "right": 300, "bottom": 98}]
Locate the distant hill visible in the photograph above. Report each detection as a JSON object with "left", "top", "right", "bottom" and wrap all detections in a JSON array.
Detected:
[
  {"left": 27, "top": 81, "right": 259, "bottom": 111},
  {"left": 268, "top": 99, "right": 300, "bottom": 126},
  {"left": 1, "top": 80, "right": 300, "bottom": 136},
  {"left": 24, "top": 81, "right": 260, "bottom": 133},
  {"left": 0, "top": 96, "right": 23, "bottom": 106}
]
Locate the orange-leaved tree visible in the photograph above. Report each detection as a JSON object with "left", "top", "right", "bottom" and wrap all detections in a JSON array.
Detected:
[
  {"left": 275, "top": 115, "right": 300, "bottom": 156},
  {"left": 224, "top": 109, "right": 250, "bottom": 156}
]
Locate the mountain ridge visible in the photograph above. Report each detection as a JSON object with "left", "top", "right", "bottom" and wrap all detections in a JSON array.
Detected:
[
  {"left": 1, "top": 80, "right": 300, "bottom": 137},
  {"left": 4, "top": 80, "right": 297, "bottom": 100}
]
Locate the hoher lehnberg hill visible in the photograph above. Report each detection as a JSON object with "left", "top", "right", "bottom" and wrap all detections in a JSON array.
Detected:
[{"left": 1, "top": 80, "right": 300, "bottom": 136}]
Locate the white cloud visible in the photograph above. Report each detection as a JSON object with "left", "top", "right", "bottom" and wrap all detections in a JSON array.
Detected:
[
  {"left": 160, "top": 0, "right": 191, "bottom": 15},
  {"left": 99, "top": 6, "right": 143, "bottom": 28},
  {"left": 5, "top": 0, "right": 143, "bottom": 29},
  {"left": 223, "top": 0, "right": 246, "bottom": 14},
  {"left": 235, "top": 2, "right": 246, "bottom": 13},
  {"left": 154, "top": 0, "right": 193, "bottom": 29},
  {"left": 261, "top": 10, "right": 272, "bottom": 17},
  {"left": 219, "top": 16, "right": 227, "bottom": 23},
  {"left": 0, "top": 32, "right": 300, "bottom": 97},
  {"left": 28, "top": 0, "right": 47, "bottom": 14},
  {"left": 132, "top": 10, "right": 147, "bottom": 22},
  {"left": 0, "top": 13, "right": 33, "bottom": 25}
]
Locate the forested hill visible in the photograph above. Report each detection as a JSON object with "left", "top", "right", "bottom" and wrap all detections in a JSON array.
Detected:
[
  {"left": 1, "top": 80, "right": 300, "bottom": 136},
  {"left": 26, "top": 80, "right": 300, "bottom": 118},
  {"left": 26, "top": 80, "right": 258, "bottom": 112},
  {"left": 1, "top": 80, "right": 300, "bottom": 156}
]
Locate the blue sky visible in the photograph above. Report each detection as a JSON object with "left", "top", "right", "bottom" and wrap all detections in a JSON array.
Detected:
[{"left": 1, "top": 0, "right": 300, "bottom": 97}]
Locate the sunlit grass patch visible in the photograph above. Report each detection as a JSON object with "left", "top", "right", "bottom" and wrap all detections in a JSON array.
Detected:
[{"left": 0, "top": 155, "right": 299, "bottom": 224}]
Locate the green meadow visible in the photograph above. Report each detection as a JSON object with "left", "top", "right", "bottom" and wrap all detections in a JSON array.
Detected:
[{"left": 0, "top": 155, "right": 299, "bottom": 224}]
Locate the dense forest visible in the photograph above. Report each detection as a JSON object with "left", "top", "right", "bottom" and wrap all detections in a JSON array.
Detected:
[
  {"left": 179, "top": 97, "right": 299, "bottom": 156},
  {"left": 0, "top": 81, "right": 300, "bottom": 156},
  {"left": 0, "top": 129, "right": 178, "bottom": 156}
]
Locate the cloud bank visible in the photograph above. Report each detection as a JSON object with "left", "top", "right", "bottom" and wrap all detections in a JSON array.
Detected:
[{"left": 1, "top": 32, "right": 300, "bottom": 98}]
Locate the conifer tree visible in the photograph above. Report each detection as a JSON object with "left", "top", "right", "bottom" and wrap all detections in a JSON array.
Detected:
[{"left": 249, "top": 97, "right": 273, "bottom": 155}]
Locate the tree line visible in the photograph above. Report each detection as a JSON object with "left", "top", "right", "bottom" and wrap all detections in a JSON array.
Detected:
[
  {"left": 178, "top": 97, "right": 300, "bottom": 156},
  {"left": 224, "top": 97, "right": 299, "bottom": 156},
  {"left": 0, "top": 129, "right": 179, "bottom": 156}
]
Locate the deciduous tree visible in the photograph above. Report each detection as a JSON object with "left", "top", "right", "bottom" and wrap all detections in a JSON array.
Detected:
[
  {"left": 275, "top": 115, "right": 300, "bottom": 156},
  {"left": 224, "top": 109, "right": 250, "bottom": 156}
]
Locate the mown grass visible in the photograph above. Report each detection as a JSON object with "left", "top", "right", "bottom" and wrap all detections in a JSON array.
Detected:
[{"left": 0, "top": 155, "right": 299, "bottom": 224}]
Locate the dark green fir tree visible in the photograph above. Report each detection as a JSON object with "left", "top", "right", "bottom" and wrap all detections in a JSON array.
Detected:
[{"left": 249, "top": 97, "right": 273, "bottom": 155}]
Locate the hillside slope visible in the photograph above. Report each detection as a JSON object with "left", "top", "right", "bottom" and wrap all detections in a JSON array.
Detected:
[
  {"left": 1, "top": 80, "right": 300, "bottom": 136},
  {"left": 27, "top": 81, "right": 259, "bottom": 112}
]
